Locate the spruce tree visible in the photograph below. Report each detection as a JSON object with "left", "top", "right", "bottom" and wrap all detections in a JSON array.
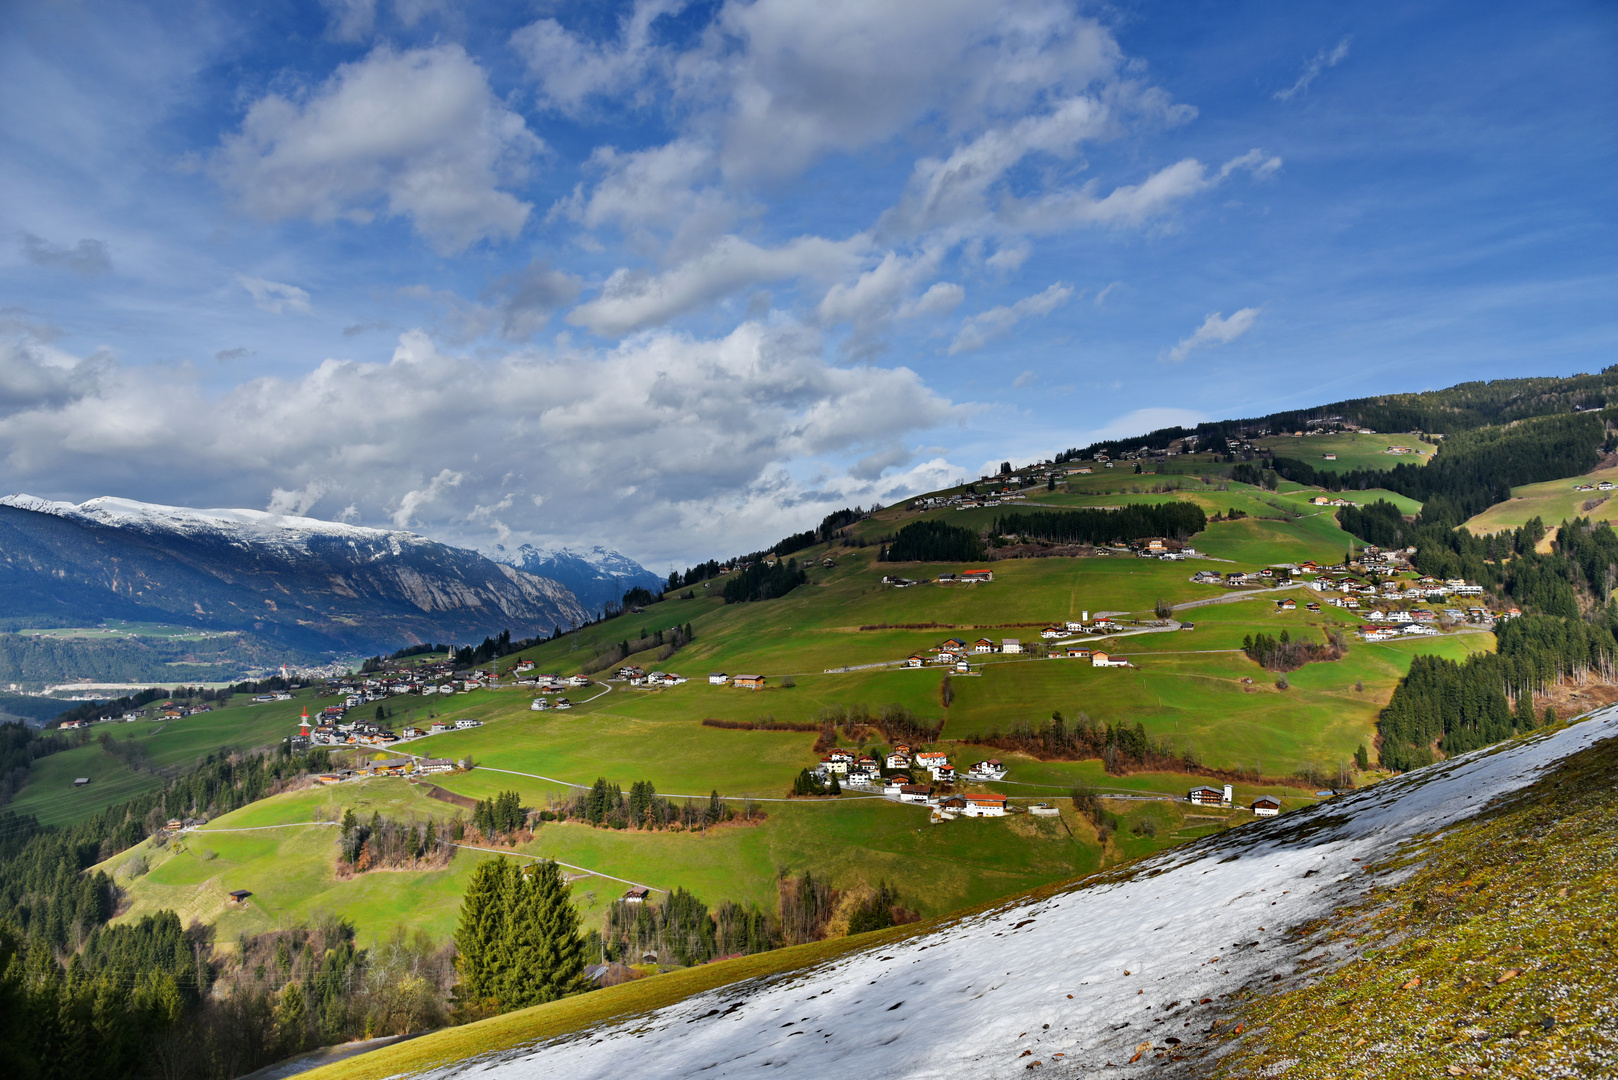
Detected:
[
  {"left": 454, "top": 857, "right": 515, "bottom": 1007},
  {"left": 499, "top": 861, "right": 587, "bottom": 1008}
]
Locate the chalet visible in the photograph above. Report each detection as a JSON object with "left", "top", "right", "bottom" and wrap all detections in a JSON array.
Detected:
[
  {"left": 1001, "top": 638, "right": 1023, "bottom": 654},
  {"left": 954, "top": 660, "right": 972, "bottom": 673},
  {"left": 1305, "top": 602, "right": 1321, "bottom": 612},
  {"left": 940, "top": 638, "right": 967, "bottom": 652},
  {"left": 882, "top": 777, "right": 912, "bottom": 796},
  {"left": 552, "top": 698, "right": 573, "bottom": 709},
  {"left": 732, "top": 674, "right": 766, "bottom": 690},
  {"left": 973, "top": 638, "right": 996, "bottom": 653},
  {"left": 1064, "top": 647, "right": 1092, "bottom": 659},
  {"left": 1251, "top": 796, "right": 1281, "bottom": 817},
  {"left": 933, "top": 763, "right": 956, "bottom": 783},
  {"left": 1276, "top": 598, "right": 1297, "bottom": 611},
  {"left": 961, "top": 569, "right": 994, "bottom": 583},
  {"left": 429, "top": 721, "right": 450, "bottom": 734},
  {"left": 708, "top": 673, "right": 730, "bottom": 685},
  {"left": 1091, "top": 651, "right": 1130, "bottom": 668},
  {"left": 622, "top": 885, "right": 650, "bottom": 903},
  {"left": 1040, "top": 626, "right": 1064, "bottom": 639},
  {"left": 966, "top": 759, "right": 1006, "bottom": 780},
  {"left": 960, "top": 793, "right": 1008, "bottom": 818},
  {"left": 416, "top": 758, "right": 455, "bottom": 774},
  {"left": 898, "top": 784, "right": 932, "bottom": 804},
  {"left": 1064, "top": 620, "right": 1085, "bottom": 631},
  {"left": 530, "top": 698, "right": 549, "bottom": 711},
  {"left": 1188, "top": 784, "right": 1232, "bottom": 807},
  {"left": 1322, "top": 453, "right": 1337, "bottom": 460},
  {"left": 915, "top": 751, "right": 949, "bottom": 775},
  {"left": 454, "top": 719, "right": 482, "bottom": 729},
  {"left": 906, "top": 654, "right": 927, "bottom": 668}
]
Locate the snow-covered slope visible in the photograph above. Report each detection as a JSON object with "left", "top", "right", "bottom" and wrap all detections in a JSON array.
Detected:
[
  {"left": 434, "top": 710, "right": 1618, "bottom": 1080},
  {"left": 2, "top": 494, "right": 403, "bottom": 549},
  {"left": 490, "top": 543, "right": 664, "bottom": 613},
  {"left": 0, "top": 494, "right": 589, "bottom": 653}
]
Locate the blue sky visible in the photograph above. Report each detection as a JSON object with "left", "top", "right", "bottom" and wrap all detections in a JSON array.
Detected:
[{"left": 2, "top": 0, "right": 1615, "bottom": 569}]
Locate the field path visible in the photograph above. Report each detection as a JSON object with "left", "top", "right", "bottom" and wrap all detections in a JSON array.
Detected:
[
  {"left": 472, "top": 764, "right": 892, "bottom": 804},
  {"left": 448, "top": 843, "right": 668, "bottom": 894}
]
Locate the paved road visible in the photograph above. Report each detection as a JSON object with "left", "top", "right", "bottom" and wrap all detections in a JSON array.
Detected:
[{"left": 473, "top": 764, "right": 892, "bottom": 804}]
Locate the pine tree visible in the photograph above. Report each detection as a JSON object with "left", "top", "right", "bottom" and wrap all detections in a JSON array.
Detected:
[
  {"left": 499, "top": 861, "right": 587, "bottom": 1009},
  {"left": 828, "top": 773, "right": 841, "bottom": 795},
  {"left": 454, "top": 857, "right": 515, "bottom": 1007}
]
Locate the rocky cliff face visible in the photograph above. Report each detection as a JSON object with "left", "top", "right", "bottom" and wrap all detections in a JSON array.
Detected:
[
  {"left": 490, "top": 542, "right": 665, "bottom": 614},
  {"left": 0, "top": 495, "right": 589, "bottom": 653}
]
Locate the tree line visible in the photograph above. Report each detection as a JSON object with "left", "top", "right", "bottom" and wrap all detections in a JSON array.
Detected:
[
  {"left": 1242, "top": 630, "right": 1344, "bottom": 673},
  {"left": 879, "top": 519, "right": 984, "bottom": 562},
  {"left": 992, "top": 503, "right": 1208, "bottom": 546}
]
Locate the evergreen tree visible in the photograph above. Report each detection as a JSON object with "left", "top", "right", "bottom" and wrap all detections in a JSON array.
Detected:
[
  {"left": 499, "top": 862, "right": 587, "bottom": 1008},
  {"left": 454, "top": 857, "right": 515, "bottom": 1007}
]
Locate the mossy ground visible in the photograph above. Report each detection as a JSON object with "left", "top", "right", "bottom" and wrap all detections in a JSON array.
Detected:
[{"left": 1204, "top": 732, "right": 1618, "bottom": 1078}]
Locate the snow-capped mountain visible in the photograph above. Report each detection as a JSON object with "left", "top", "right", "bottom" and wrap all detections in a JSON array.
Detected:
[
  {"left": 0, "top": 494, "right": 589, "bottom": 654},
  {"left": 490, "top": 542, "right": 665, "bottom": 613}
]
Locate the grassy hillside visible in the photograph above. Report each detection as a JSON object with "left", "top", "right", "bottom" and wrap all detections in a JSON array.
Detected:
[
  {"left": 293, "top": 715, "right": 1618, "bottom": 1080},
  {"left": 1463, "top": 462, "right": 1618, "bottom": 534},
  {"left": 9, "top": 694, "right": 318, "bottom": 826}
]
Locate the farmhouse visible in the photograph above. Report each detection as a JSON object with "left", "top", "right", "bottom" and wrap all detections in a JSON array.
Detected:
[
  {"left": 898, "top": 784, "right": 932, "bottom": 804},
  {"left": 906, "top": 653, "right": 927, "bottom": 668},
  {"left": 732, "top": 675, "right": 766, "bottom": 690},
  {"left": 1001, "top": 638, "right": 1022, "bottom": 654},
  {"left": 1040, "top": 626, "right": 1064, "bottom": 639},
  {"left": 966, "top": 759, "right": 1006, "bottom": 780},
  {"left": 961, "top": 569, "right": 994, "bottom": 583},
  {"left": 1251, "top": 796, "right": 1281, "bottom": 817},
  {"left": 416, "top": 758, "right": 454, "bottom": 774},
  {"left": 1091, "top": 651, "right": 1130, "bottom": 668},
  {"left": 960, "top": 793, "right": 1008, "bottom": 818},
  {"left": 708, "top": 673, "right": 730, "bottom": 685},
  {"left": 622, "top": 885, "right": 650, "bottom": 903},
  {"left": 973, "top": 638, "right": 996, "bottom": 653},
  {"left": 1188, "top": 784, "right": 1233, "bottom": 807}
]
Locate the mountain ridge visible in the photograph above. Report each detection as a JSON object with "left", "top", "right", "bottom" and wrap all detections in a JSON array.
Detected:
[{"left": 0, "top": 493, "right": 590, "bottom": 659}]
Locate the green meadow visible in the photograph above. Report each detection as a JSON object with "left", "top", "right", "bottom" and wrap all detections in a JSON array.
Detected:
[{"left": 1462, "top": 463, "right": 1618, "bottom": 534}]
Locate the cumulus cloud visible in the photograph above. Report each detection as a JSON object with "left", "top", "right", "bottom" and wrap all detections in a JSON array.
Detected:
[
  {"left": 211, "top": 45, "right": 543, "bottom": 252},
  {"left": 20, "top": 234, "right": 112, "bottom": 276},
  {"left": 237, "top": 275, "right": 311, "bottom": 314},
  {"left": 1161, "top": 307, "right": 1261, "bottom": 363},
  {"left": 512, "top": 1, "right": 687, "bottom": 115},
  {"left": 1275, "top": 36, "right": 1351, "bottom": 101},
  {"left": 0, "top": 322, "right": 963, "bottom": 564},
  {"left": 569, "top": 233, "right": 868, "bottom": 337},
  {"left": 949, "top": 282, "right": 1074, "bottom": 354}
]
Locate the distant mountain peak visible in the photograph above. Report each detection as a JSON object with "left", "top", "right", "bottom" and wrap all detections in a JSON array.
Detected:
[
  {"left": 1, "top": 493, "right": 396, "bottom": 541},
  {"left": 489, "top": 543, "right": 664, "bottom": 612}
]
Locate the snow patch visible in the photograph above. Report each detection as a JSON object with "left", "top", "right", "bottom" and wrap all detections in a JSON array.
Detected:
[{"left": 436, "top": 710, "right": 1618, "bottom": 1080}]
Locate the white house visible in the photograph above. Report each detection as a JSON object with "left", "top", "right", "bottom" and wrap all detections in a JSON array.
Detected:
[
  {"left": 1001, "top": 638, "right": 1022, "bottom": 654},
  {"left": 960, "top": 793, "right": 1008, "bottom": 818},
  {"left": 708, "top": 673, "right": 730, "bottom": 685},
  {"left": 885, "top": 750, "right": 911, "bottom": 769},
  {"left": 898, "top": 784, "right": 932, "bottom": 804},
  {"left": 529, "top": 699, "right": 548, "bottom": 711},
  {"left": 966, "top": 759, "right": 1006, "bottom": 781},
  {"left": 454, "top": 719, "right": 482, "bottom": 729}
]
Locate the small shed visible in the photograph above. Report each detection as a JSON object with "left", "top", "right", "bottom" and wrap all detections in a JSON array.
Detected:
[
  {"left": 73, "top": 777, "right": 90, "bottom": 787},
  {"left": 227, "top": 890, "right": 252, "bottom": 905}
]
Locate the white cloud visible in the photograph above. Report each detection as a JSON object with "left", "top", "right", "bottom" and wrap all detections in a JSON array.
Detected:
[
  {"left": 393, "top": 467, "right": 463, "bottom": 528},
  {"left": 949, "top": 282, "right": 1074, "bottom": 354},
  {"left": 1094, "top": 281, "right": 1121, "bottom": 307},
  {"left": 320, "top": 0, "right": 375, "bottom": 42},
  {"left": 569, "top": 233, "right": 868, "bottom": 337},
  {"left": 899, "top": 281, "right": 965, "bottom": 319},
  {"left": 1012, "top": 370, "right": 1035, "bottom": 388},
  {"left": 512, "top": 1, "right": 688, "bottom": 116},
  {"left": 1004, "top": 150, "right": 1279, "bottom": 234},
  {"left": 985, "top": 243, "right": 1030, "bottom": 272},
  {"left": 1275, "top": 36, "right": 1351, "bottom": 101},
  {"left": 237, "top": 274, "right": 312, "bottom": 314},
  {"left": 0, "top": 321, "right": 963, "bottom": 565},
  {"left": 211, "top": 45, "right": 543, "bottom": 253},
  {"left": 1161, "top": 307, "right": 1261, "bottom": 363}
]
